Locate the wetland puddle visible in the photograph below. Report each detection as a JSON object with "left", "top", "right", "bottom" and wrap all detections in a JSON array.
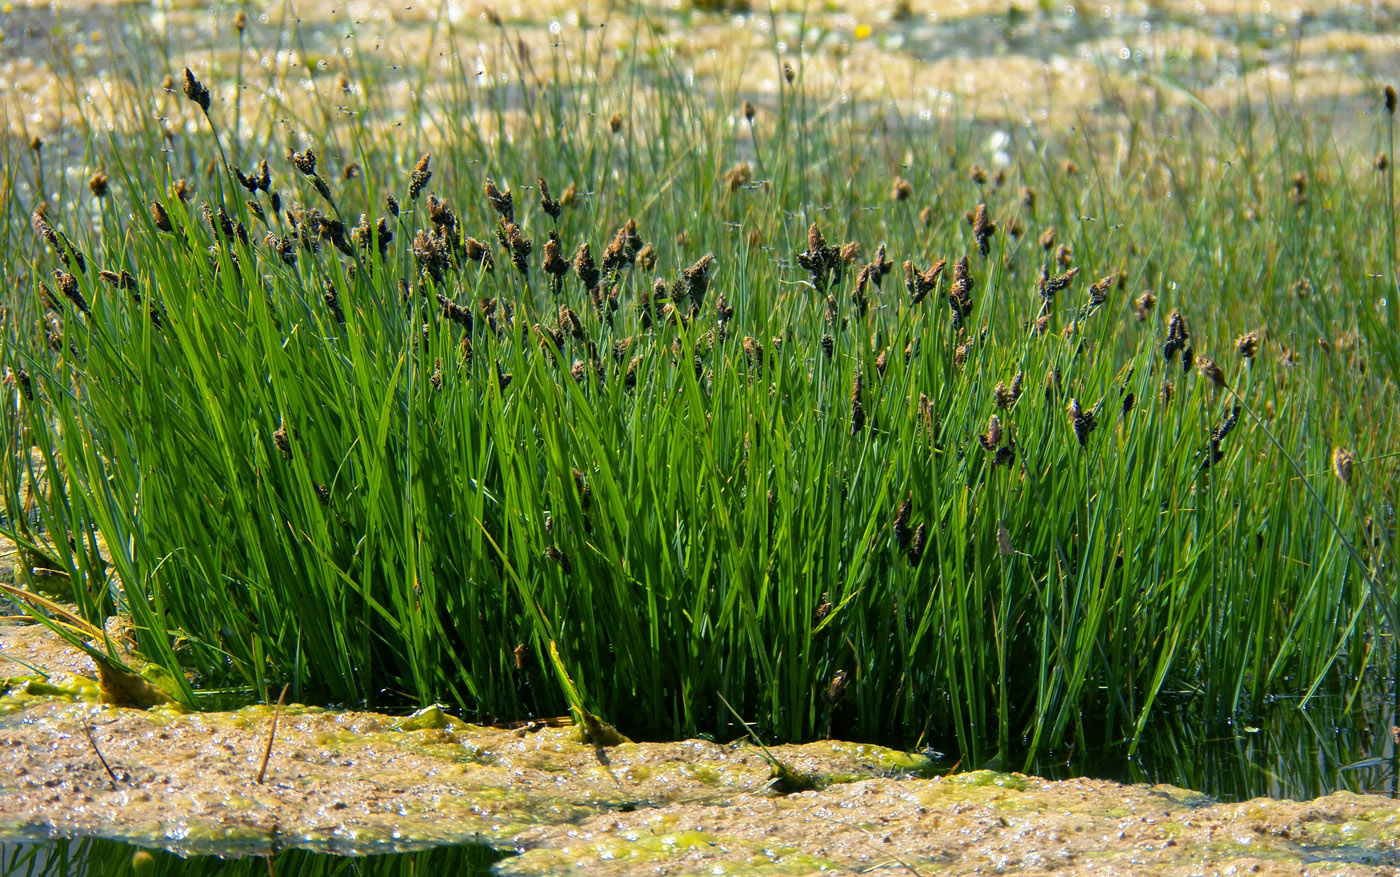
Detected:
[{"left": 3, "top": 620, "right": 1400, "bottom": 875}]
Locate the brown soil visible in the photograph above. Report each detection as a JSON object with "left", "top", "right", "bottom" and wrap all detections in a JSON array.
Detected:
[{"left": 2, "top": 620, "right": 1398, "bottom": 876}]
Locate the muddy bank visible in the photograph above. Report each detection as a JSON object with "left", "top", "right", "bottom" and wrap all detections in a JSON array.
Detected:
[{"left": 2, "top": 621, "right": 1398, "bottom": 876}]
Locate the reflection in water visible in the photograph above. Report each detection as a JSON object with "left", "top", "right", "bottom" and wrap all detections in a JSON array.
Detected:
[
  {"left": 0, "top": 838, "right": 508, "bottom": 877},
  {"left": 1031, "top": 688, "right": 1399, "bottom": 803}
]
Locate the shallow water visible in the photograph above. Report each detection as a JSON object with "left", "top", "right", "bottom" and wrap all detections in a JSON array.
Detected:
[
  {"left": 1, "top": 839, "right": 507, "bottom": 876},
  {"left": 1032, "top": 690, "right": 1400, "bottom": 804},
  {"left": 2, "top": 0, "right": 1397, "bottom": 144}
]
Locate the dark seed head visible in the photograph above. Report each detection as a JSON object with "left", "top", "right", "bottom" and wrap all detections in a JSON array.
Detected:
[
  {"left": 544, "top": 546, "right": 572, "bottom": 574},
  {"left": 408, "top": 154, "right": 432, "bottom": 200},
  {"left": 1333, "top": 447, "right": 1354, "bottom": 485},
  {"left": 14, "top": 368, "right": 34, "bottom": 402},
  {"left": 538, "top": 176, "right": 562, "bottom": 220},
  {"left": 906, "top": 523, "right": 927, "bottom": 567},
  {"left": 849, "top": 372, "right": 865, "bottom": 435},
  {"left": 484, "top": 178, "right": 514, "bottom": 222},
  {"left": 1236, "top": 332, "right": 1259, "bottom": 360},
  {"left": 182, "top": 67, "right": 211, "bottom": 112},
  {"left": 1198, "top": 356, "right": 1226, "bottom": 388},
  {"left": 272, "top": 420, "right": 291, "bottom": 458},
  {"left": 289, "top": 147, "right": 318, "bottom": 177}
]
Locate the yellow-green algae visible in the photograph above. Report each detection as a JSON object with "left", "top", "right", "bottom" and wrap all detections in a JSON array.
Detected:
[{"left": 2, "top": 621, "right": 1400, "bottom": 875}]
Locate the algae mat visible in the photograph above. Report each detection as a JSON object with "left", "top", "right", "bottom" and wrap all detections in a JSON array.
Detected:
[{"left": 2, "top": 621, "right": 1400, "bottom": 876}]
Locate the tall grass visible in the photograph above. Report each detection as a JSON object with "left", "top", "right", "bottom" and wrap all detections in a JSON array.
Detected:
[{"left": 0, "top": 11, "right": 1395, "bottom": 767}]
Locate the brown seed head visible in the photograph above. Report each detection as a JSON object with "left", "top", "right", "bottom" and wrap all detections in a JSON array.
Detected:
[
  {"left": 53, "top": 270, "right": 89, "bottom": 315},
  {"left": 150, "top": 201, "right": 173, "bottom": 232},
  {"left": 484, "top": 178, "right": 514, "bottom": 222},
  {"left": 1080, "top": 273, "right": 1112, "bottom": 307},
  {"left": 893, "top": 498, "right": 912, "bottom": 550},
  {"left": 1066, "top": 398, "right": 1097, "bottom": 446},
  {"left": 234, "top": 10, "right": 247, "bottom": 31},
  {"left": 1198, "top": 356, "right": 1227, "bottom": 388},
  {"left": 182, "top": 67, "right": 211, "bottom": 112},
  {"left": 825, "top": 670, "right": 849, "bottom": 704},
  {"left": 742, "top": 99, "right": 757, "bottom": 121},
  {"left": 947, "top": 256, "right": 974, "bottom": 327},
  {"left": 969, "top": 203, "right": 997, "bottom": 256},
  {"left": 543, "top": 235, "right": 569, "bottom": 279},
  {"left": 289, "top": 147, "right": 317, "bottom": 176},
  {"left": 994, "top": 381, "right": 1013, "bottom": 409},
  {"left": 573, "top": 242, "right": 600, "bottom": 290},
  {"left": 30, "top": 210, "right": 60, "bottom": 251},
  {"left": 544, "top": 546, "right": 572, "bottom": 574},
  {"left": 849, "top": 371, "right": 865, "bottom": 435},
  {"left": 608, "top": 111, "right": 624, "bottom": 134},
  {"left": 11, "top": 367, "right": 34, "bottom": 402},
  {"left": 1134, "top": 290, "right": 1157, "bottom": 320},
  {"left": 724, "top": 163, "right": 752, "bottom": 191},
  {"left": 538, "top": 176, "right": 562, "bottom": 220},
  {"left": 978, "top": 414, "right": 1002, "bottom": 450},
  {"left": 891, "top": 176, "right": 913, "bottom": 201},
  {"left": 464, "top": 237, "right": 493, "bottom": 269},
  {"left": 408, "top": 154, "right": 432, "bottom": 200},
  {"left": 1236, "top": 332, "right": 1259, "bottom": 360},
  {"left": 905, "top": 523, "right": 927, "bottom": 567},
  {"left": 1386, "top": 85, "right": 1397, "bottom": 115},
  {"left": 272, "top": 420, "right": 291, "bottom": 458},
  {"left": 1333, "top": 447, "right": 1354, "bottom": 485},
  {"left": 502, "top": 222, "right": 532, "bottom": 274},
  {"left": 904, "top": 258, "right": 945, "bottom": 306},
  {"left": 680, "top": 253, "right": 717, "bottom": 310}
]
